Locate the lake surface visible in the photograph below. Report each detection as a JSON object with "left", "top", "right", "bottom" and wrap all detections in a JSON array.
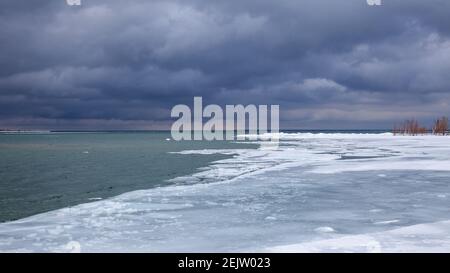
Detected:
[{"left": 0, "top": 131, "right": 255, "bottom": 222}]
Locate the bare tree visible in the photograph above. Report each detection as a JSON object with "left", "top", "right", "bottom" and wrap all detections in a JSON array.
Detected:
[
  {"left": 393, "top": 119, "right": 428, "bottom": 135},
  {"left": 433, "top": 116, "right": 448, "bottom": 135}
]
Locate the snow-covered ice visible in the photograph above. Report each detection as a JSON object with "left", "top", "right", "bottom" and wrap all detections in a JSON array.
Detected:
[
  {"left": 0, "top": 133, "right": 450, "bottom": 252},
  {"left": 267, "top": 220, "right": 450, "bottom": 253}
]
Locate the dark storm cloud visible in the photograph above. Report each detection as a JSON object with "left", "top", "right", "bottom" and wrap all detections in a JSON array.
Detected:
[{"left": 1, "top": 0, "right": 450, "bottom": 129}]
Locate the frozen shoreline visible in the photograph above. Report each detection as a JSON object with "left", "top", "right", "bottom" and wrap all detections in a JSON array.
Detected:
[{"left": 1, "top": 133, "right": 450, "bottom": 252}]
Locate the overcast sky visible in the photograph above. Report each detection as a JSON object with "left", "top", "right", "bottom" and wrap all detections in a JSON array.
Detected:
[{"left": 1, "top": 0, "right": 450, "bottom": 130}]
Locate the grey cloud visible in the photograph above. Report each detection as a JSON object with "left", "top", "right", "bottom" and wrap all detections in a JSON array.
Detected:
[{"left": 1, "top": 0, "right": 450, "bottom": 129}]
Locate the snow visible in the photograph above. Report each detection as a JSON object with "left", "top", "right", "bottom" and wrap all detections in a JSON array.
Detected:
[
  {"left": 267, "top": 220, "right": 450, "bottom": 253},
  {"left": 0, "top": 133, "right": 450, "bottom": 252}
]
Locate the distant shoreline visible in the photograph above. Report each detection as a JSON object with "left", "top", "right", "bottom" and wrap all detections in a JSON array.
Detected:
[
  {"left": 0, "top": 130, "right": 51, "bottom": 134},
  {"left": 1, "top": 129, "right": 393, "bottom": 133}
]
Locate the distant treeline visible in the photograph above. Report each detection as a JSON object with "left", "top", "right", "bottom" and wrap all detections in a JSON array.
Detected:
[{"left": 393, "top": 117, "right": 448, "bottom": 136}]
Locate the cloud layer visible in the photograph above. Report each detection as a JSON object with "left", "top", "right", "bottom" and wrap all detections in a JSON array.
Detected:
[{"left": 1, "top": 0, "right": 450, "bottom": 129}]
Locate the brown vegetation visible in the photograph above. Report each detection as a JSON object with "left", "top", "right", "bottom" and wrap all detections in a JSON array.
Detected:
[
  {"left": 393, "top": 119, "right": 428, "bottom": 135},
  {"left": 433, "top": 116, "right": 449, "bottom": 136},
  {"left": 393, "top": 117, "right": 448, "bottom": 136}
]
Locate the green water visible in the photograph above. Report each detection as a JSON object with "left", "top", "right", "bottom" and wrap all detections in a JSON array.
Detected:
[{"left": 0, "top": 132, "right": 255, "bottom": 222}]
